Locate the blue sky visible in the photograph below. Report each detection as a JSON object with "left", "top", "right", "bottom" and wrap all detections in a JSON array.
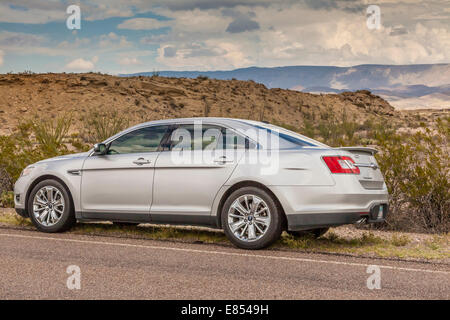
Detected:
[{"left": 0, "top": 0, "right": 449, "bottom": 74}]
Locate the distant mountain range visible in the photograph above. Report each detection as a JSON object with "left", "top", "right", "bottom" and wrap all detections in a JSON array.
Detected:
[{"left": 123, "top": 64, "right": 450, "bottom": 110}]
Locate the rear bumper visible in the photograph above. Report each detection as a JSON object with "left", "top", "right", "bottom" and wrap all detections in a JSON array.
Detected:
[
  {"left": 268, "top": 184, "right": 389, "bottom": 231},
  {"left": 286, "top": 203, "right": 389, "bottom": 231}
]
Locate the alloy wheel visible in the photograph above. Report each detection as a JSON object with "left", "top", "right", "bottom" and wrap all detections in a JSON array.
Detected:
[
  {"left": 32, "top": 186, "right": 65, "bottom": 226},
  {"left": 227, "top": 194, "right": 271, "bottom": 242}
]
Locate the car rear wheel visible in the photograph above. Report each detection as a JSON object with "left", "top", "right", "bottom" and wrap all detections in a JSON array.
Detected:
[
  {"left": 221, "top": 186, "right": 283, "bottom": 250},
  {"left": 28, "top": 179, "right": 75, "bottom": 233},
  {"left": 288, "top": 227, "right": 329, "bottom": 239}
]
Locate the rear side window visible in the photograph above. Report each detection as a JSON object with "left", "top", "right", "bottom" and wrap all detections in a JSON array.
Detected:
[
  {"left": 221, "top": 129, "right": 252, "bottom": 150},
  {"left": 107, "top": 125, "right": 168, "bottom": 154},
  {"left": 249, "top": 124, "right": 318, "bottom": 149},
  {"left": 169, "top": 124, "right": 221, "bottom": 151},
  {"left": 277, "top": 132, "right": 316, "bottom": 148},
  {"left": 166, "top": 124, "right": 252, "bottom": 151}
]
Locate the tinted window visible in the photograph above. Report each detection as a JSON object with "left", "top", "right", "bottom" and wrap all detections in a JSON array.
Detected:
[
  {"left": 221, "top": 130, "right": 250, "bottom": 150},
  {"left": 107, "top": 125, "right": 168, "bottom": 154},
  {"left": 167, "top": 124, "right": 251, "bottom": 151},
  {"left": 169, "top": 124, "right": 221, "bottom": 151},
  {"left": 249, "top": 124, "right": 317, "bottom": 149}
]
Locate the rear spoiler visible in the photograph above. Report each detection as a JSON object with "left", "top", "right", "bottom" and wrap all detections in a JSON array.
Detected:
[{"left": 337, "top": 147, "right": 378, "bottom": 155}]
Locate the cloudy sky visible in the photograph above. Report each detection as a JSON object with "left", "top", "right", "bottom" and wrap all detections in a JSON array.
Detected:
[{"left": 0, "top": 0, "right": 449, "bottom": 74}]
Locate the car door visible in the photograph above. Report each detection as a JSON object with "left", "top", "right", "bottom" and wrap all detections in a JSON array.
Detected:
[
  {"left": 80, "top": 125, "right": 169, "bottom": 221},
  {"left": 151, "top": 122, "right": 246, "bottom": 225}
]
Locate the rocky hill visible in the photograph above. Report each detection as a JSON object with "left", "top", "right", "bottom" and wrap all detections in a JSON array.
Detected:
[
  {"left": 127, "top": 64, "right": 450, "bottom": 110},
  {"left": 0, "top": 73, "right": 401, "bottom": 135}
]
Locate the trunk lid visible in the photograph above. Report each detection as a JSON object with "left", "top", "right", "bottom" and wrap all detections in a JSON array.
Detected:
[{"left": 338, "top": 147, "right": 385, "bottom": 190}]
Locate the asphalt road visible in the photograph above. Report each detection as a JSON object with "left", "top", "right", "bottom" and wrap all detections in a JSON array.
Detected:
[{"left": 0, "top": 228, "right": 448, "bottom": 299}]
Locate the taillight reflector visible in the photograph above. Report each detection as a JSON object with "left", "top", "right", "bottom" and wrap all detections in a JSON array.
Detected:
[{"left": 322, "top": 156, "right": 360, "bottom": 174}]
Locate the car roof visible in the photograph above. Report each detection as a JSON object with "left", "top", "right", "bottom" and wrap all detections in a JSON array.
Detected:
[
  {"left": 133, "top": 117, "right": 256, "bottom": 127},
  {"left": 113, "top": 117, "right": 259, "bottom": 135},
  {"left": 104, "top": 117, "right": 327, "bottom": 148}
]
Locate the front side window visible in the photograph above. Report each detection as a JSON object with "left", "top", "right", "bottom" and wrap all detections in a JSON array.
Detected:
[{"left": 107, "top": 125, "right": 168, "bottom": 155}]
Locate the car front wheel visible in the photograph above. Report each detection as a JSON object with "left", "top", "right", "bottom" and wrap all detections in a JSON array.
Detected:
[
  {"left": 221, "top": 186, "right": 283, "bottom": 250},
  {"left": 28, "top": 179, "right": 76, "bottom": 233}
]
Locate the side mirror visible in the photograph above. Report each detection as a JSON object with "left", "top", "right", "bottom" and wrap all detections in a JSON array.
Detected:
[{"left": 93, "top": 143, "right": 107, "bottom": 155}]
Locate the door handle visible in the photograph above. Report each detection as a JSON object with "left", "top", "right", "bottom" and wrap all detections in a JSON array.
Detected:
[
  {"left": 213, "top": 156, "right": 234, "bottom": 164},
  {"left": 133, "top": 158, "right": 151, "bottom": 165}
]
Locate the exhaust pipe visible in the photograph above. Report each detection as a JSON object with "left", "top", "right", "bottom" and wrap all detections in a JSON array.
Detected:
[{"left": 355, "top": 217, "right": 367, "bottom": 225}]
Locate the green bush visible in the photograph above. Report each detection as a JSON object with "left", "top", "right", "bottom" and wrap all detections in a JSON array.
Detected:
[
  {"left": 32, "top": 114, "right": 72, "bottom": 157},
  {"left": 298, "top": 112, "right": 449, "bottom": 233},
  {"left": 0, "top": 114, "right": 81, "bottom": 193},
  {"left": 374, "top": 119, "right": 449, "bottom": 233},
  {"left": 0, "top": 123, "right": 42, "bottom": 183},
  {"left": 81, "top": 109, "right": 130, "bottom": 143},
  {"left": 0, "top": 191, "right": 14, "bottom": 208},
  {"left": 300, "top": 108, "right": 362, "bottom": 146},
  {"left": 0, "top": 167, "right": 13, "bottom": 198}
]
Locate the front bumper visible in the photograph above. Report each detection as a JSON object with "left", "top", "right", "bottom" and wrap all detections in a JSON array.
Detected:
[{"left": 14, "top": 176, "right": 29, "bottom": 217}]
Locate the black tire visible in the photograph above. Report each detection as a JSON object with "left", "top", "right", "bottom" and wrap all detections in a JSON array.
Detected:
[
  {"left": 221, "top": 186, "right": 283, "bottom": 250},
  {"left": 288, "top": 227, "right": 329, "bottom": 239},
  {"left": 27, "top": 179, "right": 76, "bottom": 233},
  {"left": 113, "top": 222, "right": 140, "bottom": 227}
]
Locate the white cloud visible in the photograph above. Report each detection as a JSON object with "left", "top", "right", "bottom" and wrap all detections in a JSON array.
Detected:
[
  {"left": 1, "top": 0, "right": 450, "bottom": 72},
  {"left": 118, "top": 57, "right": 142, "bottom": 65},
  {"left": 65, "top": 57, "right": 97, "bottom": 70},
  {"left": 117, "top": 18, "right": 169, "bottom": 30},
  {"left": 144, "top": 1, "right": 450, "bottom": 70},
  {"left": 0, "top": 31, "right": 46, "bottom": 47},
  {"left": 0, "top": 3, "right": 63, "bottom": 23},
  {"left": 0, "top": 50, "right": 4, "bottom": 66},
  {"left": 99, "top": 32, "right": 132, "bottom": 48}
]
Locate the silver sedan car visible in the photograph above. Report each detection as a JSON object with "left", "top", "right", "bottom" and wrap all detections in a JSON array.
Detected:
[{"left": 14, "top": 118, "right": 389, "bottom": 249}]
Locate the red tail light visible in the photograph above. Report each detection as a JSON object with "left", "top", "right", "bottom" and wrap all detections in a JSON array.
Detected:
[{"left": 322, "top": 156, "right": 360, "bottom": 174}]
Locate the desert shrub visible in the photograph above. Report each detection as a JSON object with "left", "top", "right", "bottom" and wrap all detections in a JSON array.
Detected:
[
  {"left": 81, "top": 109, "right": 130, "bottom": 143},
  {"left": 0, "top": 124, "right": 41, "bottom": 183},
  {"left": 301, "top": 118, "right": 315, "bottom": 138},
  {"left": 300, "top": 108, "right": 362, "bottom": 146},
  {"left": 374, "top": 119, "right": 449, "bottom": 233},
  {"left": 298, "top": 112, "right": 449, "bottom": 233},
  {"left": 0, "top": 114, "right": 82, "bottom": 194},
  {"left": 32, "top": 114, "right": 72, "bottom": 157},
  {"left": 0, "top": 167, "right": 13, "bottom": 198},
  {"left": 0, "top": 191, "right": 14, "bottom": 208}
]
